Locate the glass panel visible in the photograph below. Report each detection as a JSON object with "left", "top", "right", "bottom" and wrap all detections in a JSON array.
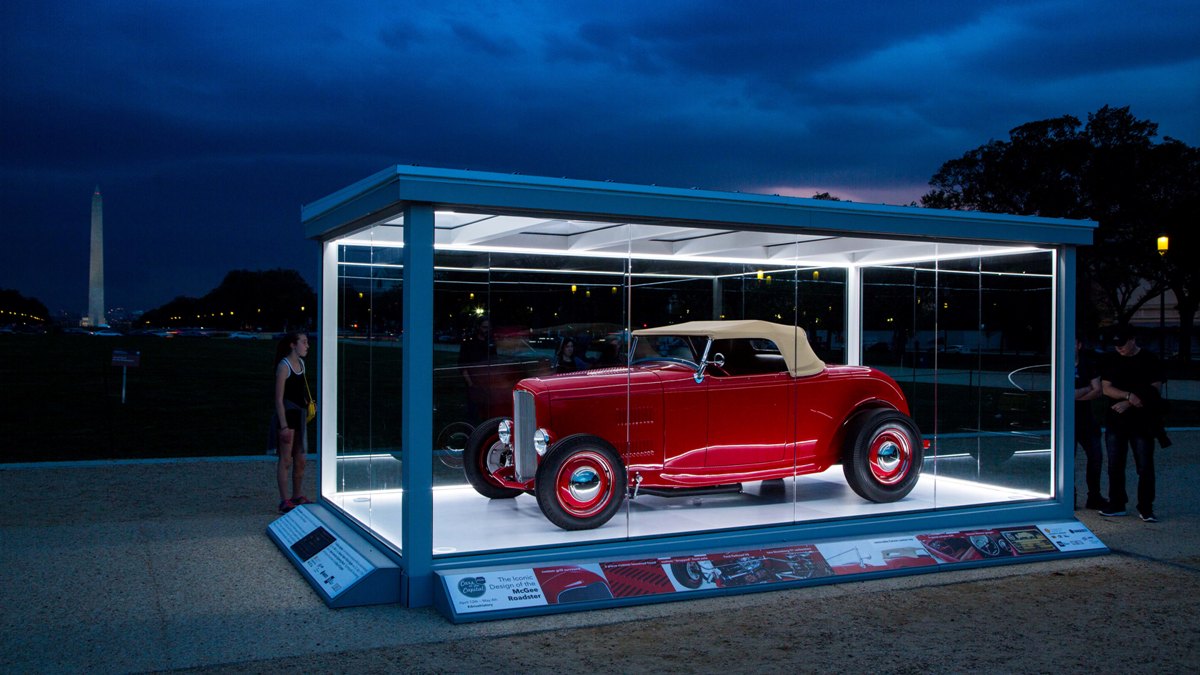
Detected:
[
  {"left": 625, "top": 257, "right": 802, "bottom": 536},
  {"left": 332, "top": 231, "right": 405, "bottom": 548},
  {"left": 975, "top": 252, "right": 1055, "bottom": 495},
  {"left": 863, "top": 251, "right": 1056, "bottom": 515},
  {"left": 862, "top": 265, "right": 936, "bottom": 432},
  {"left": 431, "top": 224, "right": 630, "bottom": 555}
]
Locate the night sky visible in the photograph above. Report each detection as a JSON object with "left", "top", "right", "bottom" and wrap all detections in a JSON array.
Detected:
[{"left": 2, "top": 1, "right": 1197, "bottom": 316}]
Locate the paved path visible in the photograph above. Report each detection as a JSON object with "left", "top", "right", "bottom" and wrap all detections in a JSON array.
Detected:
[{"left": 2, "top": 435, "right": 1199, "bottom": 673}]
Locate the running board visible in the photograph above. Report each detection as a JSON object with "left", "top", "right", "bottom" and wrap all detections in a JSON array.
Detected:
[{"left": 635, "top": 483, "right": 743, "bottom": 498}]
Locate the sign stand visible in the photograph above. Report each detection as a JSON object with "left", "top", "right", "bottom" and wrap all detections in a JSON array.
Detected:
[
  {"left": 268, "top": 503, "right": 402, "bottom": 608},
  {"left": 110, "top": 350, "right": 140, "bottom": 404}
]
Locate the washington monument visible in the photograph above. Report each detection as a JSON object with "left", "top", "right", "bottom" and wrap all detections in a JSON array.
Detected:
[{"left": 88, "top": 186, "right": 105, "bottom": 327}]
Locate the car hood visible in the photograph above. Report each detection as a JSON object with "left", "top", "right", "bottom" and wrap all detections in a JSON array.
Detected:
[{"left": 515, "top": 362, "right": 693, "bottom": 395}]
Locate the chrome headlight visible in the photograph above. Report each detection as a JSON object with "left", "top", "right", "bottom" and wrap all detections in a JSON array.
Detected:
[
  {"left": 533, "top": 428, "right": 551, "bottom": 456},
  {"left": 498, "top": 419, "right": 513, "bottom": 446}
]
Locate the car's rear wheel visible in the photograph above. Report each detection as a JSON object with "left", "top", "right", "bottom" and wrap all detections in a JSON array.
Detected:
[
  {"left": 463, "top": 418, "right": 524, "bottom": 499},
  {"left": 535, "top": 434, "right": 626, "bottom": 530},
  {"left": 842, "top": 409, "right": 922, "bottom": 503}
]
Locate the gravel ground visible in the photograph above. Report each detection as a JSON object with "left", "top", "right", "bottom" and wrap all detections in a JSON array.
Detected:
[{"left": 2, "top": 433, "right": 1199, "bottom": 674}]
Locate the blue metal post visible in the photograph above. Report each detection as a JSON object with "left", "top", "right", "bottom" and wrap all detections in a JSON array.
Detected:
[
  {"left": 1055, "top": 247, "right": 1076, "bottom": 513},
  {"left": 401, "top": 203, "right": 435, "bottom": 606}
]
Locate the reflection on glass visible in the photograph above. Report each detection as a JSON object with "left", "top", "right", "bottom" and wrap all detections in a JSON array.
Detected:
[{"left": 862, "top": 252, "right": 1055, "bottom": 508}]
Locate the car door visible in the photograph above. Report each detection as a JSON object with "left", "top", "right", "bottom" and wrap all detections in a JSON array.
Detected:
[{"left": 704, "top": 339, "right": 794, "bottom": 468}]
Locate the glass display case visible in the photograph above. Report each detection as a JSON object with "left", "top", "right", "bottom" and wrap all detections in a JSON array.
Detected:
[{"left": 304, "top": 166, "right": 1092, "bottom": 606}]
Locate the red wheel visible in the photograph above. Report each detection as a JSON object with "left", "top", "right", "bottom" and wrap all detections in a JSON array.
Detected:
[
  {"left": 535, "top": 435, "right": 626, "bottom": 530},
  {"left": 842, "top": 409, "right": 923, "bottom": 503},
  {"left": 463, "top": 418, "right": 523, "bottom": 499}
]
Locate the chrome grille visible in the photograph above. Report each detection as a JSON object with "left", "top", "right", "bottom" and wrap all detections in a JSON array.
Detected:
[{"left": 512, "top": 389, "right": 537, "bottom": 482}]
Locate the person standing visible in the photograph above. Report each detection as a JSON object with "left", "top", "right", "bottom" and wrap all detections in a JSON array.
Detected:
[
  {"left": 272, "top": 332, "right": 312, "bottom": 513},
  {"left": 458, "top": 316, "right": 496, "bottom": 423},
  {"left": 554, "top": 337, "right": 588, "bottom": 373},
  {"left": 1098, "top": 326, "right": 1166, "bottom": 522},
  {"left": 1074, "top": 337, "right": 1104, "bottom": 510}
]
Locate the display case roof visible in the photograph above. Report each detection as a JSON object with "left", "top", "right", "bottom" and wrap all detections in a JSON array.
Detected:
[{"left": 304, "top": 165, "right": 1096, "bottom": 266}]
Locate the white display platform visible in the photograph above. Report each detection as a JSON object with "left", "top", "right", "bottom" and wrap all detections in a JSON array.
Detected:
[{"left": 330, "top": 464, "right": 1050, "bottom": 556}]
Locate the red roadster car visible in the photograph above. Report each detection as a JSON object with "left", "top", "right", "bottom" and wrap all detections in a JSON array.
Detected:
[{"left": 463, "top": 320, "right": 923, "bottom": 530}]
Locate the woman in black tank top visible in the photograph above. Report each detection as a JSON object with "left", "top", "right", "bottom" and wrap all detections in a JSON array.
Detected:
[{"left": 273, "top": 332, "right": 311, "bottom": 513}]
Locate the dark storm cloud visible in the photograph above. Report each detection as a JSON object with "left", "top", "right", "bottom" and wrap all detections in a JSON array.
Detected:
[
  {"left": 565, "top": 1, "right": 1005, "bottom": 76},
  {"left": 1, "top": 0, "right": 1197, "bottom": 314}
]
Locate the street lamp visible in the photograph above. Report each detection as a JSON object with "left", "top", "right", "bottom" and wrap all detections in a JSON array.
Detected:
[{"left": 1158, "top": 235, "right": 1169, "bottom": 357}]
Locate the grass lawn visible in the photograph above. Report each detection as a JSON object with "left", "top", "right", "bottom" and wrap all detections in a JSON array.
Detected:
[{"left": 2, "top": 334, "right": 281, "bottom": 461}]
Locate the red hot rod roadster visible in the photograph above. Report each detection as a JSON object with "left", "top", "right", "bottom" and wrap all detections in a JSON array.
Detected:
[{"left": 463, "top": 320, "right": 923, "bottom": 530}]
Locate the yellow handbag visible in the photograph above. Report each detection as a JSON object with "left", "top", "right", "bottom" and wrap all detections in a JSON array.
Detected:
[{"left": 303, "top": 370, "right": 317, "bottom": 423}]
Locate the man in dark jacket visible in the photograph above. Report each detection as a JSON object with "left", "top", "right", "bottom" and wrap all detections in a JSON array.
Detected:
[
  {"left": 1098, "top": 326, "right": 1166, "bottom": 522},
  {"left": 1074, "top": 337, "right": 1104, "bottom": 510}
]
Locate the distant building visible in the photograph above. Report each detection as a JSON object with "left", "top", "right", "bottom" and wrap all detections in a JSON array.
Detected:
[{"left": 1129, "top": 284, "right": 1178, "bottom": 327}]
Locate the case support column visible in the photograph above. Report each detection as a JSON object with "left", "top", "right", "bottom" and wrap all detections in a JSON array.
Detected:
[
  {"left": 401, "top": 202, "right": 435, "bottom": 606},
  {"left": 846, "top": 265, "right": 862, "bottom": 365},
  {"left": 1055, "top": 246, "right": 1076, "bottom": 513}
]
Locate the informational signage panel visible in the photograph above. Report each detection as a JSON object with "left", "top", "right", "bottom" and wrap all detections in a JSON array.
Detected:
[
  {"left": 111, "top": 349, "right": 141, "bottom": 367},
  {"left": 442, "top": 569, "right": 548, "bottom": 614},
  {"left": 435, "top": 520, "right": 1107, "bottom": 622},
  {"left": 267, "top": 505, "right": 400, "bottom": 608}
]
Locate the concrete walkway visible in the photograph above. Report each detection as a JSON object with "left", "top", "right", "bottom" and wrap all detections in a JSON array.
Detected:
[{"left": 2, "top": 434, "right": 1199, "bottom": 673}]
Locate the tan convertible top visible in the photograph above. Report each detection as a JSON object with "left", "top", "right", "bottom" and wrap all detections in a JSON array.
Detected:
[{"left": 633, "top": 320, "right": 826, "bottom": 377}]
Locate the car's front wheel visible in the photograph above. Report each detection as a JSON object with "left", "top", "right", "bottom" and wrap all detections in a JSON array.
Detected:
[
  {"left": 842, "top": 409, "right": 922, "bottom": 503},
  {"left": 463, "top": 418, "right": 524, "bottom": 499},
  {"left": 535, "top": 434, "right": 626, "bottom": 530}
]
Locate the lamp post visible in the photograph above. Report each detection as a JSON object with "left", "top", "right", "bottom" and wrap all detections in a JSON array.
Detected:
[{"left": 1158, "top": 235, "right": 1169, "bottom": 357}]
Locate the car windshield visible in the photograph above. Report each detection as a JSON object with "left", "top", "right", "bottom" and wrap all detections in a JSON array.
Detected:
[{"left": 630, "top": 334, "right": 707, "bottom": 366}]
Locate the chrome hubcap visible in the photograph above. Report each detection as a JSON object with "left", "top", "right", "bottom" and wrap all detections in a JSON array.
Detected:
[
  {"left": 875, "top": 441, "right": 901, "bottom": 472},
  {"left": 869, "top": 423, "right": 912, "bottom": 485},
  {"left": 484, "top": 441, "right": 509, "bottom": 474},
  {"left": 568, "top": 467, "right": 601, "bottom": 502}
]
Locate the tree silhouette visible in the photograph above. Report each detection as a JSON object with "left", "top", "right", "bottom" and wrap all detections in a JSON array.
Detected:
[
  {"left": 141, "top": 269, "right": 315, "bottom": 331},
  {"left": 923, "top": 105, "right": 1199, "bottom": 359},
  {"left": 0, "top": 289, "right": 50, "bottom": 325}
]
